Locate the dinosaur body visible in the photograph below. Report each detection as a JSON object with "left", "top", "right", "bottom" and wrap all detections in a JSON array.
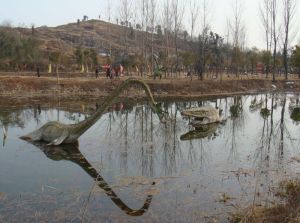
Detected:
[{"left": 21, "top": 78, "right": 164, "bottom": 145}]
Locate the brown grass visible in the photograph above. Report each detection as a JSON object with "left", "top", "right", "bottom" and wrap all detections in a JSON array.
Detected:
[
  {"left": 231, "top": 179, "right": 300, "bottom": 223},
  {"left": 1, "top": 74, "right": 300, "bottom": 100}
]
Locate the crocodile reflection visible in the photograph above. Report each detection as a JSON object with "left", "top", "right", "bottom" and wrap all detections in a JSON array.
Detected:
[
  {"left": 180, "top": 123, "right": 219, "bottom": 141},
  {"left": 30, "top": 141, "right": 153, "bottom": 216}
]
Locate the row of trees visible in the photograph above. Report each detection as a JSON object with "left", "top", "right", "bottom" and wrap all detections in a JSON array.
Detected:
[
  {"left": 0, "top": 26, "right": 40, "bottom": 70},
  {"left": 0, "top": 25, "right": 100, "bottom": 72},
  {"left": 0, "top": 0, "right": 299, "bottom": 78},
  {"left": 103, "top": 0, "right": 300, "bottom": 79}
]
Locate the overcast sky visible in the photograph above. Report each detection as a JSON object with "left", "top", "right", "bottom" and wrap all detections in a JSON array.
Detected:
[{"left": 1, "top": 0, "right": 299, "bottom": 49}]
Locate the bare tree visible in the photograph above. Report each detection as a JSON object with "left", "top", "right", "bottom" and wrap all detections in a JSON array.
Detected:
[
  {"left": 106, "top": 0, "right": 112, "bottom": 56},
  {"left": 149, "top": 0, "right": 157, "bottom": 78},
  {"left": 229, "top": 0, "right": 246, "bottom": 77},
  {"left": 119, "top": 0, "right": 133, "bottom": 52},
  {"left": 139, "top": 0, "right": 150, "bottom": 76},
  {"left": 189, "top": 0, "right": 200, "bottom": 42},
  {"left": 197, "top": 0, "right": 211, "bottom": 80},
  {"left": 282, "top": 0, "right": 297, "bottom": 80},
  {"left": 260, "top": 0, "right": 272, "bottom": 78},
  {"left": 106, "top": 0, "right": 111, "bottom": 23},
  {"left": 120, "top": 0, "right": 132, "bottom": 26},
  {"left": 162, "top": 0, "right": 172, "bottom": 77},
  {"left": 171, "top": 0, "right": 184, "bottom": 77},
  {"left": 270, "top": 0, "right": 280, "bottom": 82}
]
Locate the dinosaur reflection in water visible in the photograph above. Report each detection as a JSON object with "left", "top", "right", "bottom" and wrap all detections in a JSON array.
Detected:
[
  {"left": 31, "top": 141, "right": 153, "bottom": 216},
  {"left": 20, "top": 78, "right": 166, "bottom": 145}
]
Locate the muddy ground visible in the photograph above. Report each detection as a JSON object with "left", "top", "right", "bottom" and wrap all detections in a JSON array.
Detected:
[
  {"left": 1, "top": 73, "right": 300, "bottom": 112},
  {"left": 1, "top": 74, "right": 300, "bottom": 99}
]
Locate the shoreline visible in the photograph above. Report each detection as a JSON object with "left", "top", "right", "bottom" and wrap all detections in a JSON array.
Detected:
[{"left": 1, "top": 75, "right": 300, "bottom": 103}]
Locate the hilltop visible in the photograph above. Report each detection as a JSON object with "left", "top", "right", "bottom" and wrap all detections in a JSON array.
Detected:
[{"left": 13, "top": 19, "right": 192, "bottom": 63}]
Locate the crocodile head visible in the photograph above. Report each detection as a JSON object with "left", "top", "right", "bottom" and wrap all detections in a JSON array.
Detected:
[{"left": 181, "top": 106, "right": 220, "bottom": 124}]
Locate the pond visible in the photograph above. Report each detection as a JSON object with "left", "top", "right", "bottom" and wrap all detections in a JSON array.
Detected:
[{"left": 0, "top": 93, "right": 300, "bottom": 222}]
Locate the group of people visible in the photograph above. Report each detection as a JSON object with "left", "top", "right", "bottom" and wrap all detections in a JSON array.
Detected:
[
  {"left": 35, "top": 64, "right": 124, "bottom": 79},
  {"left": 95, "top": 63, "right": 124, "bottom": 79}
]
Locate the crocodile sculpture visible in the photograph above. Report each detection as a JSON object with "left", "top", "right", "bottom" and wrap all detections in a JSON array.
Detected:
[
  {"left": 31, "top": 141, "right": 153, "bottom": 216},
  {"left": 181, "top": 106, "right": 221, "bottom": 125},
  {"left": 20, "top": 78, "right": 165, "bottom": 145}
]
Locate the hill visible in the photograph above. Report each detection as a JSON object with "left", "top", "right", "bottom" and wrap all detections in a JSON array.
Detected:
[
  {"left": 16, "top": 19, "right": 192, "bottom": 62},
  {"left": 0, "top": 19, "right": 197, "bottom": 72}
]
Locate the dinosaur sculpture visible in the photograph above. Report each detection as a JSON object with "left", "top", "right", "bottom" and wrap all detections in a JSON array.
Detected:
[
  {"left": 31, "top": 141, "right": 153, "bottom": 216},
  {"left": 20, "top": 78, "right": 165, "bottom": 145},
  {"left": 181, "top": 106, "right": 221, "bottom": 125}
]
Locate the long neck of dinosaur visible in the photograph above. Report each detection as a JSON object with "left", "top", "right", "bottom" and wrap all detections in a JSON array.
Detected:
[
  {"left": 72, "top": 78, "right": 157, "bottom": 137},
  {"left": 70, "top": 149, "right": 152, "bottom": 216}
]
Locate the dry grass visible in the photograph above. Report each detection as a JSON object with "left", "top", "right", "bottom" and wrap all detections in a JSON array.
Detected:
[
  {"left": 231, "top": 179, "right": 300, "bottom": 223},
  {"left": 0, "top": 74, "right": 300, "bottom": 101}
]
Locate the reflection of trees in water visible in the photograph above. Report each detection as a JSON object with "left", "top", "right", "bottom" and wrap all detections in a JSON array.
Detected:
[
  {"left": 161, "top": 102, "right": 182, "bottom": 175},
  {"left": 103, "top": 100, "right": 216, "bottom": 176},
  {"left": 0, "top": 105, "right": 42, "bottom": 146},
  {"left": 139, "top": 106, "right": 154, "bottom": 177},
  {"left": 253, "top": 93, "right": 292, "bottom": 166},
  {"left": 10, "top": 95, "right": 300, "bottom": 179},
  {"left": 102, "top": 103, "right": 156, "bottom": 176},
  {"left": 224, "top": 96, "right": 246, "bottom": 162},
  {"left": 253, "top": 93, "right": 275, "bottom": 205},
  {"left": 252, "top": 94, "right": 300, "bottom": 205},
  {"left": 0, "top": 109, "right": 28, "bottom": 128},
  {"left": 253, "top": 93, "right": 300, "bottom": 165},
  {"left": 289, "top": 94, "right": 300, "bottom": 123}
]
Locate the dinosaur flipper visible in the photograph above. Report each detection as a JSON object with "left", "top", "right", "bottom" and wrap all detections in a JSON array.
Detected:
[{"left": 47, "top": 131, "right": 68, "bottom": 146}]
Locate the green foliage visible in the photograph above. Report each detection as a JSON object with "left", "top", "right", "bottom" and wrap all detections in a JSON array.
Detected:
[
  {"left": 74, "top": 46, "right": 84, "bottom": 64},
  {"left": 231, "top": 46, "right": 242, "bottom": 67},
  {"left": 260, "top": 50, "right": 271, "bottom": 67},
  {"left": 0, "top": 27, "right": 40, "bottom": 65},
  {"left": 291, "top": 107, "right": 300, "bottom": 122},
  {"left": 49, "top": 51, "right": 61, "bottom": 64},
  {"left": 196, "top": 30, "right": 224, "bottom": 75},
  {"left": 230, "top": 105, "right": 241, "bottom": 118},
  {"left": 246, "top": 48, "right": 259, "bottom": 73},
  {"left": 260, "top": 108, "right": 270, "bottom": 119},
  {"left": 291, "top": 45, "right": 300, "bottom": 73},
  {"left": 74, "top": 46, "right": 98, "bottom": 66},
  {"left": 89, "top": 49, "right": 98, "bottom": 66},
  {"left": 180, "top": 51, "right": 195, "bottom": 68}
]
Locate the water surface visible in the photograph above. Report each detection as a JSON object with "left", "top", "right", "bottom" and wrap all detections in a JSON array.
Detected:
[{"left": 1, "top": 93, "right": 300, "bottom": 222}]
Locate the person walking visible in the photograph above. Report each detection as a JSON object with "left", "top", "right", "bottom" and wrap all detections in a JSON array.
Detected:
[
  {"left": 36, "top": 67, "right": 40, "bottom": 77},
  {"left": 95, "top": 67, "right": 99, "bottom": 78}
]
